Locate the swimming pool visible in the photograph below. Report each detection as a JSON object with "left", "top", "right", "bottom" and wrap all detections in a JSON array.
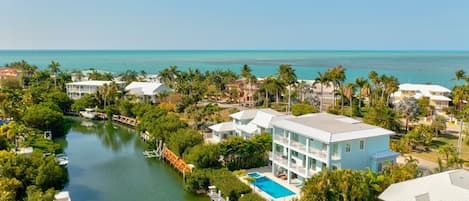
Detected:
[
  {"left": 248, "top": 174, "right": 295, "bottom": 199},
  {"left": 247, "top": 172, "right": 261, "bottom": 178}
]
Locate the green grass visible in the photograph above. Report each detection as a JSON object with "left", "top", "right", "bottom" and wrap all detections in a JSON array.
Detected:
[{"left": 409, "top": 133, "right": 469, "bottom": 163}]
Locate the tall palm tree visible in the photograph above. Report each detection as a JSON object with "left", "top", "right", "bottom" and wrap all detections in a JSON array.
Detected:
[
  {"left": 240, "top": 64, "right": 255, "bottom": 107},
  {"left": 355, "top": 77, "right": 368, "bottom": 110},
  {"left": 455, "top": 69, "right": 466, "bottom": 81},
  {"left": 343, "top": 83, "right": 356, "bottom": 116},
  {"left": 329, "top": 65, "right": 346, "bottom": 109},
  {"left": 48, "top": 61, "right": 61, "bottom": 87},
  {"left": 315, "top": 71, "right": 330, "bottom": 112},
  {"left": 278, "top": 64, "right": 297, "bottom": 112}
]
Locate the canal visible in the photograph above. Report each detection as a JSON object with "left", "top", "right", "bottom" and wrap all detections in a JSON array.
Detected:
[{"left": 59, "top": 118, "right": 208, "bottom": 201}]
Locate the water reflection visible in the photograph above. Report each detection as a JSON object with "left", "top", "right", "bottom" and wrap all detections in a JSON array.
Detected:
[{"left": 67, "top": 117, "right": 135, "bottom": 152}]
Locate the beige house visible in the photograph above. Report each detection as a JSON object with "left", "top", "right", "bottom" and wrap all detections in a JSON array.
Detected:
[{"left": 391, "top": 83, "right": 451, "bottom": 114}]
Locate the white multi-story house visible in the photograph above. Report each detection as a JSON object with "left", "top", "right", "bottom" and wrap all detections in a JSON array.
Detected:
[
  {"left": 391, "top": 83, "right": 451, "bottom": 114},
  {"left": 270, "top": 113, "right": 398, "bottom": 184},
  {"left": 65, "top": 80, "right": 125, "bottom": 100},
  {"left": 208, "top": 109, "right": 286, "bottom": 142}
]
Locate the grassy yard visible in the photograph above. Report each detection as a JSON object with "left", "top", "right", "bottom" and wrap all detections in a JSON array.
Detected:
[{"left": 409, "top": 133, "right": 469, "bottom": 164}]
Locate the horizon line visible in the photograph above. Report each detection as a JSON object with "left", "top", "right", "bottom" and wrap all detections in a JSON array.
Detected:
[{"left": 1, "top": 48, "right": 469, "bottom": 52}]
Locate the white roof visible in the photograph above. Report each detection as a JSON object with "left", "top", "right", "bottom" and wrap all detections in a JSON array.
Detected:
[
  {"left": 209, "top": 122, "right": 235, "bottom": 132},
  {"left": 379, "top": 169, "right": 469, "bottom": 201},
  {"left": 272, "top": 113, "right": 394, "bottom": 143},
  {"left": 230, "top": 109, "right": 259, "bottom": 120},
  {"left": 249, "top": 109, "right": 284, "bottom": 128},
  {"left": 399, "top": 83, "right": 451, "bottom": 93},
  {"left": 66, "top": 80, "right": 123, "bottom": 86},
  {"left": 237, "top": 123, "right": 258, "bottom": 134},
  {"left": 125, "top": 82, "right": 171, "bottom": 96}
]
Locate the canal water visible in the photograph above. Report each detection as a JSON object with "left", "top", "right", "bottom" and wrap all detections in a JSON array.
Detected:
[{"left": 60, "top": 118, "right": 208, "bottom": 201}]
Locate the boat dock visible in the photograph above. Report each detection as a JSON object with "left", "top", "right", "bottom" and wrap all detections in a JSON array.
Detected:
[
  {"left": 163, "top": 147, "right": 192, "bottom": 174},
  {"left": 112, "top": 115, "right": 138, "bottom": 127}
]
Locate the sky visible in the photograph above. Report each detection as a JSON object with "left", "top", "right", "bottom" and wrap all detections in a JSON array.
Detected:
[{"left": 1, "top": 0, "right": 469, "bottom": 50}]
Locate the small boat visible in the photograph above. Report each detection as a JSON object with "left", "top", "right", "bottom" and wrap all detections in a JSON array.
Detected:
[
  {"left": 80, "top": 108, "right": 97, "bottom": 119},
  {"left": 55, "top": 153, "right": 69, "bottom": 166}
]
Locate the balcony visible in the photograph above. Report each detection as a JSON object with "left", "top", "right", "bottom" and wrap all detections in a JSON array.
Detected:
[
  {"left": 290, "top": 140, "right": 307, "bottom": 153},
  {"left": 270, "top": 152, "right": 288, "bottom": 167},
  {"left": 290, "top": 164, "right": 306, "bottom": 176},
  {"left": 331, "top": 153, "right": 341, "bottom": 160},
  {"left": 308, "top": 147, "right": 327, "bottom": 160},
  {"left": 307, "top": 168, "right": 320, "bottom": 177},
  {"left": 274, "top": 135, "right": 288, "bottom": 145}
]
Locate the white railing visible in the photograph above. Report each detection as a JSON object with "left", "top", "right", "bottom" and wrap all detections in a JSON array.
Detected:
[
  {"left": 308, "top": 147, "right": 327, "bottom": 160},
  {"left": 331, "top": 153, "right": 341, "bottom": 160},
  {"left": 274, "top": 135, "right": 289, "bottom": 145},
  {"left": 290, "top": 140, "right": 307, "bottom": 152},
  {"left": 270, "top": 152, "right": 288, "bottom": 166}
]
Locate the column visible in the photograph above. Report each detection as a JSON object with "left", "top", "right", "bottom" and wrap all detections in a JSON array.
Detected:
[
  {"left": 287, "top": 131, "right": 291, "bottom": 184},
  {"left": 305, "top": 138, "right": 310, "bottom": 177}
]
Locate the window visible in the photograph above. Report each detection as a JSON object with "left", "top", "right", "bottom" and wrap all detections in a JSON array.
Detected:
[
  {"left": 359, "top": 140, "right": 365, "bottom": 150},
  {"left": 345, "top": 144, "right": 351, "bottom": 152}
]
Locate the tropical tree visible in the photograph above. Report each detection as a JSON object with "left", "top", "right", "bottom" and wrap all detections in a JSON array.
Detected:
[
  {"left": 363, "top": 104, "right": 401, "bottom": 132},
  {"left": 343, "top": 83, "right": 356, "bottom": 115},
  {"left": 159, "top": 66, "right": 180, "bottom": 88},
  {"left": 314, "top": 71, "right": 330, "bottom": 112},
  {"left": 240, "top": 64, "right": 256, "bottom": 107},
  {"left": 431, "top": 115, "right": 447, "bottom": 137},
  {"left": 278, "top": 64, "right": 297, "bottom": 112},
  {"left": 48, "top": 61, "right": 61, "bottom": 87},
  {"left": 355, "top": 77, "right": 368, "bottom": 110},
  {"left": 396, "top": 97, "right": 419, "bottom": 133}
]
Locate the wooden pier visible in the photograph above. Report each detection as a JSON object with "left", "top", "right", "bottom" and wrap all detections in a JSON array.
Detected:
[
  {"left": 112, "top": 115, "right": 138, "bottom": 127},
  {"left": 163, "top": 147, "right": 192, "bottom": 174}
]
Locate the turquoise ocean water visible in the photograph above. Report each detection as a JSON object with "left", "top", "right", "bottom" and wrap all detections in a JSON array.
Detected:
[{"left": 0, "top": 50, "right": 468, "bottom": 88}]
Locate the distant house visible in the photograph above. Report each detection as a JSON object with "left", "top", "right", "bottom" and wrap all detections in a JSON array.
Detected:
[
  {"left": 391, "top": 83, "right": 451, "bottom": 114},
  {"left": 0, "top": 67, "right": 23, "bottom": 86},
  {"left": 65, "top": 80, "right": 125, "bottom": 99},
  {"left": 379, "top": 169, "right": 469, "bottom": 201},
  {"left": 208, "top": 108, "right": 286, "bottom": 142},
  {"left": 225, "top": 79, "right": 262, "bottom": 107},
  {"left": 124, "top": 82, "right": 172, "bottom": 103},
  {"left": 271, "top": 113, "right": 398, "bottom": 184}
]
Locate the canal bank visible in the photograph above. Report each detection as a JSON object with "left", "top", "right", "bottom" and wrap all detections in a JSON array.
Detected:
[{"left": 59, "top": 118, "right": 208, "bottom": 201}]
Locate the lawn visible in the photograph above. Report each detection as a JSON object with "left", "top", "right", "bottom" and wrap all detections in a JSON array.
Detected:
[{"left": 409, "top": 133, "right": 469, "bottom": 164}]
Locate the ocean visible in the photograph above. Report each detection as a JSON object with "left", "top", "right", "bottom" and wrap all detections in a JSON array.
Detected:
[{"left": 0, "top": 50, "right": 468, "bottom": 88}]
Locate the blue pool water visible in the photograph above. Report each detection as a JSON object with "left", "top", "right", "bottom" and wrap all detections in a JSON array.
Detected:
[
  {"left": 247, "top": 172, "right": 261, "bottom": 178},
  {"left": 250, "top": 176, "right": 295, "bottom": 199}
]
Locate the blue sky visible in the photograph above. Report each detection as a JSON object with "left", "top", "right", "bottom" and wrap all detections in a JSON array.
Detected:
[{"left": 1, "top": 0, "right": 469, "bottom": 50}]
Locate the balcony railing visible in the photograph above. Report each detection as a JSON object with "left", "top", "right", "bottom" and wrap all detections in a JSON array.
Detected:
[
  {"left": 308, "top": 147, "right": 327, "bottom": 160},
  {"left": 290, "top": 164, "right": 306, "bottom": 175},
  {"left": 270, "top": 152, "right": 288, "bottom": 167},
  {"left": 274, "top": 135, "right": 289, "bottom": 145},
  {"left": 331, "top": 153, "right": 341, "bottom": 160},
  {"left": 290, "top": 140, "right": 307, "bottom": 152}
]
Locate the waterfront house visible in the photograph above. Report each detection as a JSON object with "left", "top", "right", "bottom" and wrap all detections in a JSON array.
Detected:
[
  {"left": 208, "top": 108, "right": 285, "bottom": 142},
  {"left": 391, "top": 83, "right": 451, "bottom": 114},
  {"left": 379, "top": 169, "right": 469, "bottom": 201},
  {"left": 270, "top": 113, "right": 398, "bottom": 184},
  {"left": 124, "top": 81, "right": 172, "bottom": 103},
  {"left": 65, "top": 80, "right": 125, "bottom": 99}
]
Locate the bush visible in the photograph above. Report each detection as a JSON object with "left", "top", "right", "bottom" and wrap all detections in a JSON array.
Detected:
[
  {"left": 185, "top": 169, "right": 252, "bottom": 201},
  {"left": 184, "top": 144, "right": 222, "bottom": 169},
  {"left": 167, "top": 129, "right": 203, "bottom": 156},
  {"left": 291, "top": 103, "right": 319, "bottom": 116},
  {"left": 239, "top": 193, "right": 265, "bottom": 201},
  {"left": 22, "top": 104, "right": 64, "bottom": 136}
]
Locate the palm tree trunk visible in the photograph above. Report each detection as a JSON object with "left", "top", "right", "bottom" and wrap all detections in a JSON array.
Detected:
[
  {"left": 358, "top": 90, "right": 362, "bottom": 109},
  {"left": 287, "top": 85, "right": 291, "bottom": 113},
  {"left": 320, "top": 86, "right": 324, "bottom": 112},
  {"left": 406, "top": 118, "right": 409, "bottom": 133}
]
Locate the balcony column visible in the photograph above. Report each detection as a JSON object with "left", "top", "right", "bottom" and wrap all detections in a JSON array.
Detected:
[
  {"left": 287, "top": 131, "right": 291, "bottom": 184},
  {"left": 326, "top": 143, "right": 331, "bottom": 169},
  {"left": 272, "top": 128, "right": 276, "bottom": 175}
]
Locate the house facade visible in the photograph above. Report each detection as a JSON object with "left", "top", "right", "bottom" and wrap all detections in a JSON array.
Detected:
[
  {"left": 65, "top": 80, "right": 125, "bottom": 99},
  {"left": 208, "top": 108, "right": 285, "bottom": 142},
  {"left": 0, "top": 67, "right": 23, "bottom": 87},
  {"left": 124, "top": 82, "right": 172, "bottom": 104},
  {"left": 270, "top": 113, "right": 398, "bottom": 184},
  {"left": 225, "top": 79, "right": 262, "bottom": 107},
  {"left": 391, "top": 83, "right": 451, "bottom": 114}
]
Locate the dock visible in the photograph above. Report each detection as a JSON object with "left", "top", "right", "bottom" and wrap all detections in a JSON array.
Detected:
[
  {"left": 163, "top": 147, "right": 192, "bottom": 174},
  {"left": 112, "top": 115, "right": 138, "bottom": 127}
]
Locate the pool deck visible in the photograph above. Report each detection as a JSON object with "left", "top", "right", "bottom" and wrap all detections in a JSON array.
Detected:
[{"left": 243, "top": 166, "right": 301, "bottom": 201}]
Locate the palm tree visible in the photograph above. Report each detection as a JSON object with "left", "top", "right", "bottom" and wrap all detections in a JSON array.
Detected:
[
  {"left": 48, "top": 61, "right": 61, "bottom": 87},
  {"left": 343, "top": 83, "right": 356, "bottom": 116},
  {"left": 278, "top": 64, "right": 297, "bottom": 112},
  {"left": 397, "top": 97, "right": 420, "bottom": 133},
  {"left": 455, "top": 69, "right": 466, "bottom": 81},
  {"left": 240, "top": 64, "right": 255, "bottom": 107},
  {"left": 329, "top": 65, "right": 346, "bottom": 108},
  {"left": 355, "top": 77, "right": 368, "bottom": 110},
  {"left": 314, "top": 71, "right": 330, "bottom": 112}
]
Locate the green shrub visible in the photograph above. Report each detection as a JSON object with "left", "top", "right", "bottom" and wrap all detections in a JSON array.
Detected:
[
  {"left": 239, "top": 193, "right": 265, "bottom": 201},
  {"left": 291, "top": 103, "right": 319, "bottom": 116}
]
